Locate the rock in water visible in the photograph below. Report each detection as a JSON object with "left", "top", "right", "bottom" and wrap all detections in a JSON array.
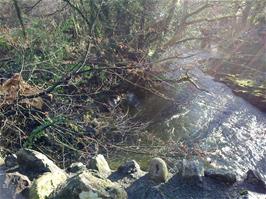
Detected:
[
  {"left": 51, "top": 171, "right": 127, "bottom": 199},
  {"left": 29, "top": 172, "right": 67, "bottom": 199},
  {"left": 148, "top": 157, "right": 168, "bottom": 183},
  {"left": 87, "top": 154, "right": 111, "bottom": 177},
  {"left": 244, "top": 169, "right": 266, "bottom": 189},
  {"left": 16, "top": 149, "right": 64, "bottom": 178}
]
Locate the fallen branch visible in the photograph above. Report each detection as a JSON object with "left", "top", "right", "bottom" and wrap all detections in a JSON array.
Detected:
[
  {"left": 18, "top": 65, "right": 140, "bottom": 101},
  {"left": 151, "top": 53, "right": 199, "bottom": 64},
  {"left": 25, "top": 0, "right": 43, "bottom": 13}
]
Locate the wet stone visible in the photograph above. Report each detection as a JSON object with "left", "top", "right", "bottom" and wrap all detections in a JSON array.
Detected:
[
  {"left": 244, "top": 169, "right": 266, "bottom": 188},
  {"left": 204, "top": 168, "right": 236, "bottom": 185}
]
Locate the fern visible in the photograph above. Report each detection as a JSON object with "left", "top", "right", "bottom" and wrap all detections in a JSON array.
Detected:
[{"left": 24, "top": 116, "right": 65, "bottom": 148}]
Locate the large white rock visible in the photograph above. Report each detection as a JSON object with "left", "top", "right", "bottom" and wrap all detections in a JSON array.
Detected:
[
  {"left": 88, "top": 154, "right": 111, "bottom": 177},
  {"left": 29, "top": 172, "right": 67, "bottom": 199},
  {"left": 51, "top": 171, "right": 127, "bottom": 199}
]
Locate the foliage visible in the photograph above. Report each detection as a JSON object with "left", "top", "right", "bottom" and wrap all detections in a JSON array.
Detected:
[
  {"left": 24, "top": 116, "right": 65, "bottom": 148},
  {"left": 0, "top": 0, "right": 266, "bottom": 167}
]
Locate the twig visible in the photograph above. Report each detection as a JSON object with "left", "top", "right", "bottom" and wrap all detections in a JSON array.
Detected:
[
  {"left": 18, "top": 65, "right": 141, "bottom": 101},
  {"left": 185, "top": 70, "right": 210, "bottom": 93},
  {"left": 13, "top": 0, "right": 26, "bottom": 39},
  {"left": 151, "top": 53, "right": 199, "bottom": 64},
  {"left": 184, "top": 2, "right": 211, "bottom": 20},
  {"left": 63, "top": 0, "right": 91, "bottom": 29},
  {"left": 25, "top": 0, "right": 43, "bottom": 13}
]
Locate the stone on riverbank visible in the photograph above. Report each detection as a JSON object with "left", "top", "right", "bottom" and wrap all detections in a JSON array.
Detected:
[
  {"left": 16, "top": 149, "right": 65, "bottom": 178},
  {"left": 118, "top": 160, "right": 141, "bottom": 175},
  {"left": 67, "top": 162, "right": 87, "bottom": 174},
  {"left": 5, "top": 154, "right": 18, "bottom": 168},
  {"left": 4, "top": 172, "right": 31, "bottom": 198},
  {"left": 1, "top": 150, "right": 263, "bottom": 199},
  {"left": 244, "top": 169, "right": 266, "bottom": 189},
  {"left": 29, "top": 172, "right": 67, "bottom": 199},
  {"left": 181, "top": 159, "right": 204, "bottom": 182},
  {"left": 51, "top": 170, "right": 127, "bottom": 199},
  {"left": 148, "top": 157, "right": 168, "bottom": 183},
  {"left": 0, "top": 156, "right": 4, "bottom": 167},
  {"left": 204, "top": 168, "right": 236, "bottom": 184},
  {"left": 87, "top": 154, "right": 111, "bottom": 177}
]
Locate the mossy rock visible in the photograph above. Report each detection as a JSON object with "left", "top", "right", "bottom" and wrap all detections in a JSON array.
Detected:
[
  {"left": 29, "top": 172, "right": 67, "bottom": 199},
  {"left": 88, "top": 154, "right": 111, "bottom": 177},
  {"left": 51, "top": 171, "right": 127, "bottom": 199},
  {"left": 148, "top": 157, "right": 168, "bottom": 183}
]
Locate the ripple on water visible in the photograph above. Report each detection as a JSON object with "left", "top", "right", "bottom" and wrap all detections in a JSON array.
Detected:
[{"left": 156, "top": 65, "right": 266, "bottom": 180}]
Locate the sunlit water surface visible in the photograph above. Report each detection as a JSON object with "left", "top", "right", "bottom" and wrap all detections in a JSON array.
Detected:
[{"left": 142, "top": 49, "right": 266, "bottom": 180}]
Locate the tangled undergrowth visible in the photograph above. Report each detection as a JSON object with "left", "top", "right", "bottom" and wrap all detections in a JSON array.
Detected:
[
  {"left": 1, "top": 0, "right": 265, "bottom": 169},
  {"left": 0, "top": 0, "right": 173, "bottom": 167}
]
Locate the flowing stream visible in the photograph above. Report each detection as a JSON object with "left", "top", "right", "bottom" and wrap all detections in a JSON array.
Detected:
[{"left": 139, "top": 48, "right": 266, "bottom": 180}]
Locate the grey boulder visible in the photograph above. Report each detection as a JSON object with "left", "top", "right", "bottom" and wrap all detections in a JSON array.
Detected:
[
  {"left": 51, "top": 170, "right": 127, "bottom": 199},
  {"left": 204, "top": 168, "right": 236, "bottom": 185},
  {"left": 87, "top": 154, "right": 111, "bottom": 177},
  {"left": 16, "top": 149, "right": 65, "bottom": 178}
]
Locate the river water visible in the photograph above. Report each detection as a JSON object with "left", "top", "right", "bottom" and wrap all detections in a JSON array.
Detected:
[{"left": 139, "top": 49, "right": 266, "bottom": 181}]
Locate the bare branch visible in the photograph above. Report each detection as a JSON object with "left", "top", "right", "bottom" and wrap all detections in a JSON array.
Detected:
[{"left": 13, "top": 0, "right": 26, "bottom": 39}]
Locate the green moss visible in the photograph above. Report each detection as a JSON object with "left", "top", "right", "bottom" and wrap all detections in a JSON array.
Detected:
[
  {"left": 0, "top": 36, "right": 9, "bottom": 49},
  {"left": 227, "top": 77, "right": 256, "bottom": 88},
  {"left": 108, "top": 153, "right": 151, "bottom": 171}
]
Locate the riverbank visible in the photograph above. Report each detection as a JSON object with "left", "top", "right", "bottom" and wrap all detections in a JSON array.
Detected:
[{"left": 1, "top": 149, "right": 265, "bottom": 199}]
